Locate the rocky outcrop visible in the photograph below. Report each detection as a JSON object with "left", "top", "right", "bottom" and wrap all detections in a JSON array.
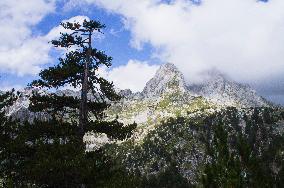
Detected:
[
  {"left": 142, "top": 63, "right": 188, "bottom": 98},
  {"left": 188, "top": 69, "right": 269, "bottom": 107}
]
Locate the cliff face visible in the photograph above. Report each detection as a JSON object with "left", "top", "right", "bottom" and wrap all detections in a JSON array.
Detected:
[
  {"left": 189, "top": 69, "right": 269, "bottom": 107},
  {"left": 141, "top": 63, "right": 188, "bottom": 98}
]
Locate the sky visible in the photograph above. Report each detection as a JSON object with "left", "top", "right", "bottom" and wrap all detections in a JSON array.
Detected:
[{"left": 0, "top": 0, "right": 283, "bottom": 105}]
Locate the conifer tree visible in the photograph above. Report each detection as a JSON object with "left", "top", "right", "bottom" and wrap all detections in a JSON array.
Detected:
[
  {"left": 30, "top": 19, "right": 124, "bottom": 136},
  {"left": 202, "top": 107, "right": 284, "bottom": 187},
  {"left": 20, "top": 19, "right": 137, "bottom": 187},
  {"left": 0, "top": 90, "right": 23, "bottom": 186}
]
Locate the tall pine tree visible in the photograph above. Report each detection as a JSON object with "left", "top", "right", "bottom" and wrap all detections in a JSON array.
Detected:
[
  {"left": 30, "top": 19, "right": 126, "bottom": 137},
  {"left": 21, "top": 19, "right": 137, "bottom": 187}
]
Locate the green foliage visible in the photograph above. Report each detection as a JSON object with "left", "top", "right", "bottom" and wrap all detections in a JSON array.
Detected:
[
  {"left": 202, "top": 107, "right": 284, "bottom": 187},
  {"left": 0, "top": 91, "right": 138, "bottom": 187},
  {"left": 112, "top": 117, "right": 206, "bottom": 186},
  {"left": 28, "top": 18, "right": 136, "bottom": 141},
  {"left": 29, "top": 19, "right": 120, "bottom": 132},
  {"left": 108, "top": 106, "right": 284, "bottom": 187},
  {"left": 0, "top": 19, "right": 137, "bottom": 187},
  {"left": 88, "top": 120, "right": 137, "bottom": 140},
  {"left": 141, "top": 162, "right": 190, "bottom": 188}
]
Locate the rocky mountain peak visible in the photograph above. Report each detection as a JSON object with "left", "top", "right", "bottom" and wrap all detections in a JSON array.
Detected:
[
  {"left": 189, "top": 69, "right": 269, "bottom": 107},
  {"left": 142, "top": 63, "right": 187, "bottom": 98},
  {"left": 206, "top": 69, "right": 228, "bottom": 81},
  {"left": 159, "top": 62, "right": 180, "bottom": 72}
]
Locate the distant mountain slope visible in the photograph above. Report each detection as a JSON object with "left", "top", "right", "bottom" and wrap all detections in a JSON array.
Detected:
[{"left": 111, "top": 107, "right": 284, "bottom": 186}]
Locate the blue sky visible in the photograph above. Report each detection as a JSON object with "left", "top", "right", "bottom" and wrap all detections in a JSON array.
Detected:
[
  {"left": 0, "top": 0, "right": 283, "bottom": 105},
  {"left": 35, "top": 3, "right": 155, "bottom": 65},
  {"left": 0, "top": 1, "right": 158, "bottom": 89}
]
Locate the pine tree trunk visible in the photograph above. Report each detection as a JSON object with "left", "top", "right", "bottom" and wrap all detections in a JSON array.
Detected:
[{"left": 79, "top": 32, "right": 92, "bottom": 136}]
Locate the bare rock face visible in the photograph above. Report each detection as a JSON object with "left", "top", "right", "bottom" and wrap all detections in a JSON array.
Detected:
[
  {"left": 5, "top": 88, "right": 51, "bottom": 123},
  {"left": 118, "top": 89, "right": 133, "bottom": 99},
  {"left": 188, "top": 70, "right": 270, "bottom": 107},
  {"left": 139, "top": 62, "right": 269, "bottom": 107},
  {"left": 142, "top": 63, "right": 188, "bottom": 98}
]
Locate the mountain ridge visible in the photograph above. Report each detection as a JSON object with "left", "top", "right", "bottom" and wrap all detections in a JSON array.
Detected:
[
  {"left": 119, "top": 62, "right": 269, "bottom": 107},
  {"left": 3, "top": 63, "right": 271, "bottom": 125}
]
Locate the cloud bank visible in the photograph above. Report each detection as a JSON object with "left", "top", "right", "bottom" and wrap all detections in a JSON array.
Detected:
[
  {"left": 1, "top": 0, "right": 284, "bottom": 103},
  {"left": 99, "top": 60, "right": 159, "bottom": 92},
  {"left": 0, "top": 0, "right": 56, "bottom": 75},
  {"left": 0, "top": 0, "right": 91, "bottom": 76},
  {"left": 79, "top": 0, "right": 284, "bottom": 85}
]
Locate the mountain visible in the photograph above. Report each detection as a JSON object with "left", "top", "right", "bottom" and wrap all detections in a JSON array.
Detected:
[
  {"left": 107, "top": 63, "right": 270, "bottom": 126},
  {"left": 188, "top": 69, "right": 269, "bottom": 108},
  {"left": 119, "top": 63, "right": 269, "bottom": 107},
  {"left": 2, "top": 63, "right": 283, "bottom": 186},
  {"left": 106, "top": 64, "right": 214, "bottom": 134},
  {"left": 112, "top": 107, "right": 284, "bottom": 186},
  {"left": 5, "top": 88, "right": 50, "bottom": 123},
  {"left": 4, "top": 63, "right": 270, "bottom": 125},
  {"left": 141, "top": 63, "right": 188, "bottom": 98}
]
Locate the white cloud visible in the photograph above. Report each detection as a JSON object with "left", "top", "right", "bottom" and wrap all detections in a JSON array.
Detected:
[
  {"left": 0, "top": 84, "right": 24, "bottom": 92},
  {"left": 3, "top": 0, "right": 284, "bottom": 98},
  {"left": 81, "top": 0, "right": 284, "bottom": 84},
  {"left": 98, "top": 60, "right": 159, "bottom": 92},
  {"left": 45, "top": 15, "right": 91, "bottom": 55},
  {"left": 45, "top": 15, "right": 90, "bottom": 41},
  {"left": 0, "top": 0, "right": 93, "bottom": 76},
  {"left": 0, "top": 0, "right": 56, "bottom": 75}
]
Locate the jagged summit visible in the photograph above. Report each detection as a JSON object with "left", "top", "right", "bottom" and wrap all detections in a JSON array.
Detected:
[
  {"left": 189, "top": 70, "right": 269, "bottom": 107},
  {"left": 139, "top": 62, "right": 269, "bottom": 107},
  {"left": 142, "top": 63, "right": 187, "bottom": 98},
  {"left": 159, "top": 63, "right": 179, "bottom": 72}
]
